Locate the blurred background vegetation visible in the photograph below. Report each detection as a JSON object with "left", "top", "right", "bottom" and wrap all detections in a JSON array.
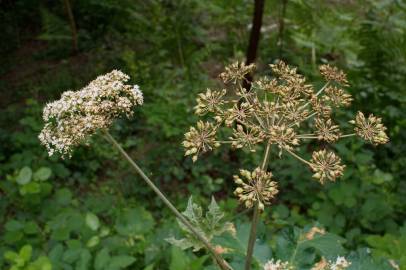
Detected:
[{"left": 0, "top": 0, "right": 405, "bottom": 269}]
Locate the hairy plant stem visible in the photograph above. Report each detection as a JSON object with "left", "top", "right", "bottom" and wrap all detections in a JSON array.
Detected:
[
  {"left": 245, "top": 141, "right": 271, "bottom": 270},
  {"left": 104, "top": 131, "right": 232, "bottom": 270}
]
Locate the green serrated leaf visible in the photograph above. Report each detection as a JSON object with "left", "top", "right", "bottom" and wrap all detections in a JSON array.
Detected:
[
  {"left": 51, "top": 226, "right": 70, "bottom": 241},
  {"left": 108, "top": 255, "right": 136, "bottom": 269},
  {"left": 300, "top": 233, "right": 346, "bottom": 258},
  {"left": 253, "top": 242, "right": 272, "bottom": 265},
  {"left": 115, "top": 208, "right": 154, "bottom": 236},
  {"left": 372, "top": 169, "right": 393, "bottom": 184},
  {"left": 20, "top": 182, "right": 41, "bottom": 195},
  {"left": 29, "top": 256, "right": 52, "bottom": 270},
  {"left": 19, "top": 245, "right": 32, "bottom": 262},
  {"left": 16, "top": 166, "right": 32, "bottom": 185},
  {"left": 63, "top": 247, "right": 82, "bottom": 263},
  {"left": 212, "top": 223, "right": 271, "bottom": 265},
  {"left": 85, "top": 212, "right": 100, "bottom": 231},
  {"left": 33, "top": 167, "right": 52, "bottom": 181},
  {"left": 5, "top": 219, "right": 24, "bottom": 231},
  {"left": 77, "top": 249, "right": 91, "bottom": 270},
  {"left": 285, "top": 230, "right": 347, "bottom": 267},
  {"left": 94, "top": 248, "right": 110, "bottom": 270},
  {"left": 49, "top": 244, "right": 64, "bottom": 262},
  {"left": 24, "top": 221, "right": 40, "bottom": 235},
  {"left": 166, "top": 237, "right": 195, "bottom": 250},
  {"left": 169, "top": 246, "right": 189, "bottom": 270},
  {"left": 55, "top": 188, "right": 72, "bottom": 206},
  {"left": 182, "top": 196, "right": 203, "bottom": 225},
  {"left": 99, "top": 227, "right": 110, "bottom": 237},
  {"left": 206, "top": 196, "right": 224, "bottom": 229},
  {"left": 347, "top": 248, "right": 394, "bottom": 270},
  {"left": 86, "top": 236, "right": 100, "bottom": 248},
  {"left": 170, "top": 196, "right": 235, "bottom": 253},
  {"left": 144, "top": 264, "right": 154, "bottom": 270},
  {"left": 4, "top": 251, "right": 19, "bottom": 262},
  {"left": 4, "top": 231, "right": 24, "bottom": 244}
]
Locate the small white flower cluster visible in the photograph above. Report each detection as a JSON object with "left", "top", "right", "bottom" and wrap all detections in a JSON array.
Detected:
[
  {"left": 312, "top": 256, "right": 352, "bottom": 270},
  {"left": 263, "top": 256, "right": 351, "bottom": 270},
  {"left": 263, "top": 259, "right": 292, "bottom": 270},
  {"left": 329, "top": 256, "right": 351, "bottom": 270},
  {"left": 39, "top": 70, "right": 143, "bottom": 157}
]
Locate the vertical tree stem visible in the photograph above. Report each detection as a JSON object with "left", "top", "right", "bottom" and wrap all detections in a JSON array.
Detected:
[
  {"left": 245, "top": 142, "right": 271, "bottom": 270},
  {"left": 243, "top": 0, "right": 265, "bottom": 90},
  {"left": 63, "top": 0, "right": 78, "bottom": 53},
  {"left": 103, "top": 131, "right": 232, "bottom": 270}
]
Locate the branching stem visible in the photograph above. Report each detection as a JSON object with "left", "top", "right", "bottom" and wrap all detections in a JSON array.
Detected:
[
  {"left": 103, "top": 131, "right": 232, "bottom": 270},
  {"left": 341, "top": 133, "right": 356, "bottom": 138},
  {"left": 284, "top": 147, "right": 312, "bottom": 166},
  {"left": 240, "top": 89, "right": 267, "bottom": 130},
  {"left": 289, "top": 111, "right": 317, "bottom": 128},
  {"left": 299, "top": 81, "right": 330, "bottom": 110},
  {"left": 298, "top": 136, "right": 318, "bottom": 139},
  {"left": 271, "top": 97, "right": 280, "bottom": 126},
  {"left": 315, "top": 81, "right": 330, "bottom": 97}
]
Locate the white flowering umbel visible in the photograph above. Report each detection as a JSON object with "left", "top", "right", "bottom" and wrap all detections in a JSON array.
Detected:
[
  {"left": 38, "top": 71, "right": 232, "bottom": 270},
  {"left": 39, "top": 70, "right": 143, "bottom": 157}
]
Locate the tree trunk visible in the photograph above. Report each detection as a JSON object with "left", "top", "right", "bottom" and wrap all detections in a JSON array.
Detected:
[
  {"left": 243, "top": 0, "right": 265, "bottom": 90},
  {"left": 230, "top": 0, "right": 266, "bottom": 165}
]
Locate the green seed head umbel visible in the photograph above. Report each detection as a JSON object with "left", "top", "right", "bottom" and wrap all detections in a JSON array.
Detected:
[{"left": 183, "top": 60, "right": 389, "bottom": 210}]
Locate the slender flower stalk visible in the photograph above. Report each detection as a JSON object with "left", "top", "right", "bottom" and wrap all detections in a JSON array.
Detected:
[
  {"left": 299, "top": 81, "right": 330, "bottom": 110},
  {"left": 284, "top": 148, "right": 312, "bottom": 166},
  {"left": 315, "top": 81, "right": 330, "bottom": 96},
  {"left": 340, "top": 133, "right": 356, "bottom": 138},
  {"left": 245, "top": 142, "right": 271, "bottom": 270},
  {"left": 104, "top": 132, "right": 232, "bottom": 270}
]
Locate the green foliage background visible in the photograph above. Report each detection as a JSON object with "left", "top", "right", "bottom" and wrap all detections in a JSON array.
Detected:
[{"left": 0, "top": 0, "right": 405, "bottom": 269}]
